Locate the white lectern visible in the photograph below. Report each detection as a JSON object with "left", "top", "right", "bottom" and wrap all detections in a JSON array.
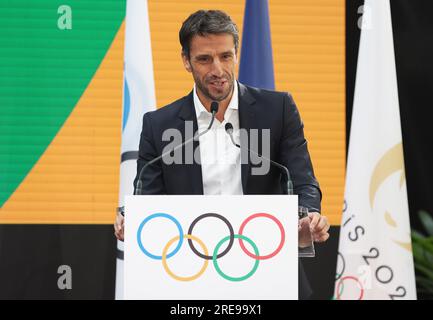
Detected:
[{"left": 124, "top": 195, "right": 303, "bottom": 300}]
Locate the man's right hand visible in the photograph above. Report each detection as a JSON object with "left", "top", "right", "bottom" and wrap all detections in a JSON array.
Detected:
[{"left": 114, "top": 212, "right": 124, "bottom": 241}]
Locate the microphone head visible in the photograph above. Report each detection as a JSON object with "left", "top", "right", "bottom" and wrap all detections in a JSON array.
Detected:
[
  {"left": 210, "top": 101, "right": 219, "bottom": 114},
  {"left": 225, "top": 122, "right": 234, "bottom": 134}
]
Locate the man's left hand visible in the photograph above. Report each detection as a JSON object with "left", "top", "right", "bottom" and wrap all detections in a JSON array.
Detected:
[{"left": 308, "top": 212, "right": 330, "bottom": 243}]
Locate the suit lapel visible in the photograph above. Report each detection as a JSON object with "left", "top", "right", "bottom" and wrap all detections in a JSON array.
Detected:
[
  {"left": 238, "top": 83, "right": 257, "bottom": 194},
  {"left": 177, "top": 92, "right": 204, "bottom": 195}
]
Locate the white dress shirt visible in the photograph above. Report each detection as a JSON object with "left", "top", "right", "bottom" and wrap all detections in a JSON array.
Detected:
[{"left": 193, "top": 82, "right": 243, "bottom": 195}]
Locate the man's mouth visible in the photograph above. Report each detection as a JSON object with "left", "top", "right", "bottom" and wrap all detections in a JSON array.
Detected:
[{"left": 209, "top": 80, "right": 227, "bottom": 89}]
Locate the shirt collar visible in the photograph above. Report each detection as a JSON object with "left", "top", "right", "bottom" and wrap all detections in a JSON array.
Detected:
[{"left": 193, "top": 80, "right": 239, "bottom": 119}]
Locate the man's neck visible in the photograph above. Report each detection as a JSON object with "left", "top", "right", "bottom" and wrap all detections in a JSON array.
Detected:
[{"left": 196, "top": 86, "right": 234, "bottom": 122}]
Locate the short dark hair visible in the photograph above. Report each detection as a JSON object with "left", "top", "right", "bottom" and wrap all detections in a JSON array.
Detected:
[{"left": 179, "top": 10, "right": 239, "bottom": 58}]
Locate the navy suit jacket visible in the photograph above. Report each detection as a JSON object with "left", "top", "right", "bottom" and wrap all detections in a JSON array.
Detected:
[
  {"left": 133, "top": 82, "right": 321, "bottom": 299},
  {"left": 134, "top": 82, "right": 321, "bottom": 210}
]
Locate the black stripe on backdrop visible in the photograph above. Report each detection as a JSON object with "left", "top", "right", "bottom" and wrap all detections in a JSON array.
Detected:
[
  {"left": 0, "top": 225, "right": 116, "bottom": 299},
  {"left": 121, "top": 151, "right": 138, "bottom": 163},
  {"left": 117, "top": 248, "right": 124, "bottom": 260}
]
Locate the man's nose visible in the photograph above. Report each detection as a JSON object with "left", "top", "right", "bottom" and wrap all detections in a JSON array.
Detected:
[{"left": 210, "top": 58, "right": 224, "bottom": 77}]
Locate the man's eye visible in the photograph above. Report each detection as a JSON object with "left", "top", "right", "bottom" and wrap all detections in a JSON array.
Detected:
[{"left": 197, "top": 57, "right": 210, "bottom": 62}]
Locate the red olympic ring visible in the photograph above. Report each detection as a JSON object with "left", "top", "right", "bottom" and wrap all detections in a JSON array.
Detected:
[
  {"left": 336, "top": 276, "right": 364, "bottom": 300},
  {"left": 238, "top": 213, "right": 285, "bottom": 260}
]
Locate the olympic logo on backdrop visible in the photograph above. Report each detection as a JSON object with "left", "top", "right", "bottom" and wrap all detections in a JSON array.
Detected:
[
  {"left": 334, "top": 253, "right": 365, "bottom": 300},
  {"left": 136, "top": 212, "right": 285, "bottom": 282},
  {"left": 335, "top": 276, "right": 365, "bottom": 300}
]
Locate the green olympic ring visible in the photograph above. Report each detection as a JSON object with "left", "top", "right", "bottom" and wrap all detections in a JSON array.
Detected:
[{"left": 212, "top": 234, "right": 260, "bottom": 282}]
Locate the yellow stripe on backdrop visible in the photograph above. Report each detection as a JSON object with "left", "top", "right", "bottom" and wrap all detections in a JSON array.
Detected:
[
  {"left": 1, "top": 0, "right": 344, "bottom": 225},
  {"left": 148, "top": 0, "right": 345, "bottom": 225}
]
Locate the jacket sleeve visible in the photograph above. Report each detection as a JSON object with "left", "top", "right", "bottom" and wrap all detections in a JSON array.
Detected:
[
  {"left": 277, "top": 93, "right": 322, "bottom": 213},
  {"left": 133, "top": 112, "right": 167, "bottom": 195}
]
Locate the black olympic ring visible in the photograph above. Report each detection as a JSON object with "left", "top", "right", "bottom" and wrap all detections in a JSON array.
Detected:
[{"left": 187, "top": 213, "right": 235, "bottom": 260}]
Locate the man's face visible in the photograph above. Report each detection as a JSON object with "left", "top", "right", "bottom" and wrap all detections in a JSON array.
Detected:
[{"left": 182, "top": 33, "right": 237, "bottom": 102}]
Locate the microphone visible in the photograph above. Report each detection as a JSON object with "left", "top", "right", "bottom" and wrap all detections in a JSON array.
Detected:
[
  {"left": 224, "top": 122, "right": 294, "bottom": 195},
  {"left": 134, "top": 101, "right": 219, "bottom": 196}
]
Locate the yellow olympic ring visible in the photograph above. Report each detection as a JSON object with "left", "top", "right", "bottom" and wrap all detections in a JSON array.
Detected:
[{"left": 162, "top": 234, "right": 209, "bottom": 281}]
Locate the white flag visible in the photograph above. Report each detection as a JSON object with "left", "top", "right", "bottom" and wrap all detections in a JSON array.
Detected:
[
  {"left": 334, "top": 0, "right": 416, "bottom": 300},
  {"left": 116, "top": 0, "right": 156, "bottom": 300}
]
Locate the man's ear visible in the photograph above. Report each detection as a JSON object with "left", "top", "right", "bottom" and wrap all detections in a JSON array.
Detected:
[{"left": 181, "top": 53, "right": 192, "bottom": 73}]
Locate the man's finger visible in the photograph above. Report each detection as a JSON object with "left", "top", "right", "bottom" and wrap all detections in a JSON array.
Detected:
[
  {"left": 315, "top": 223, "right": 330, "bottom": 235},
  {"left": 114, "top": 228, "right": 124, "bottom": 241},
  {"left": 314, "top": 233, "right": 330, "bottom": 243},
  {"left": 308, "top": 212, "right": 320, "bottom": 230},
  {"left": 115, "top": 232, "right": 123, "bottom": 241},
  {"left": 116, "top": 213, "right": 124, "bottom": 224},
  {"left": 319, "top": 222, "right": 331, "bottom": 232},
  {"left": 314, "top": 216, "right": 329, "bottom": 233}
]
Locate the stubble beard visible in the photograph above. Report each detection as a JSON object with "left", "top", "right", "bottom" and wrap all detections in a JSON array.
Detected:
[{"left": 194, "top": 73, "right": 235, "bottom": 103}]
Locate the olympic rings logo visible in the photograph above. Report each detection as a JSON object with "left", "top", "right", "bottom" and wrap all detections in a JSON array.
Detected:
[
  {"left": 136, "top": 212, "right": 285, "bottom": 282},
  {"left": 335, "top": 276, "right": 364, "bottom": 300},
  {"left": 334, "top": 253, "right": 364, "bottom": 300}
]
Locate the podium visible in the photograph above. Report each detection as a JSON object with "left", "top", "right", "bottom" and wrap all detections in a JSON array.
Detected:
[{"left": 124, "top": 195, "right": 306, "bottom": 300}]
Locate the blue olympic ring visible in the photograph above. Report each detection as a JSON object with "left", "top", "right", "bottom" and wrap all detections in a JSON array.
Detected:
[{"left": 137, "top": 213, "right": 183, "bottom": 260}]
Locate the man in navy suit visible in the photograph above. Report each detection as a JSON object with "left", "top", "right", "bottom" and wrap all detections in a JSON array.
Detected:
[{"left": 114, "top": 10, "right": 330, "bottom": 299}]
